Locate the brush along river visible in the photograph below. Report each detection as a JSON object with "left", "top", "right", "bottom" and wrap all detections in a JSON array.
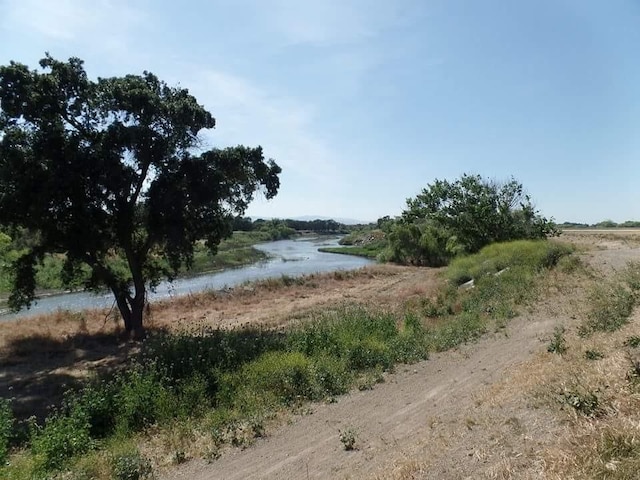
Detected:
[{"left": 0, "top": 237, "right": 373, "bottom": 321}]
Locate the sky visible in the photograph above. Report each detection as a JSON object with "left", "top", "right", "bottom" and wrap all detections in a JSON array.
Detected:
[{"left": 0, "top": 0, "right": 639, "bottom": 224}]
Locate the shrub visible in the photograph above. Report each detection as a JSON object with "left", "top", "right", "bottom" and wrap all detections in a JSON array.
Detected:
[
  {"left": 68, "top": 381, "right": 118, "bottom": 438},
  {"left": 339, "top": 427, "right": 358, "bottom": 451},
  {"left": 427, "top": 311, "right": 486, "bottom": 352},
  {"left": 312, "top": 355, "right": 351, "bottom": 396},
  {"left": 389, "top": 174, "right": 558, "bottom": 266},
  {"left": 560, "top": 386, "right": 602, "bottom": 417},
  {"left": 111, "top": 450, "right": 153, "bottom": 480},
  {"left": 31, "top": 410, "right": 94, "bottom": 471},
  {"left": 446, "top": 240, "right": 573, "bottom": 286},
  {"left": 114, "top": 367, "right": 176, "bottom": 433},
  {"left": 222, "top": 351, "right": 320, "bottom": 407},
  {"left": 547, "top": 326, "right": 567, "bottom": 354},
  {"left": 0, "top": 398, "right": 13, "bottom": 464}
]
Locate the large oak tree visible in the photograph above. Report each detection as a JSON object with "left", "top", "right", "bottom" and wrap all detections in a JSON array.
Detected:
[{"left": 0, "top": 55, "right": 281, "bottom": 338}]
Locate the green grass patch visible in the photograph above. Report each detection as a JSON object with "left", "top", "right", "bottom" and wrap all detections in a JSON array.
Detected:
[
  {"left": 423, "top": 240, "right": 574, "bottom": 351},
  {"left": 446, "top": 239, "right": 573, "bottom": 286}
]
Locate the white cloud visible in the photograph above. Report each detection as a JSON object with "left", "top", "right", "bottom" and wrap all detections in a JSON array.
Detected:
[
  {"left": 1, "top": 0, "right": 144, "bottom": 55},
  {"left": 186, "top": 68, "right": 342, "bottom": 184}
]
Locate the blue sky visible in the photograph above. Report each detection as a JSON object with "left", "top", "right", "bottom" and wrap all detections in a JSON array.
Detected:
[{"left": 1, "top": 0, "right": 639, "bottom": 223}]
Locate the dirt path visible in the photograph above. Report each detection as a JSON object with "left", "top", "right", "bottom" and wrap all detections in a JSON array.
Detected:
[{"left": 160, "top": 231, "right": 640, "bottom": 479}]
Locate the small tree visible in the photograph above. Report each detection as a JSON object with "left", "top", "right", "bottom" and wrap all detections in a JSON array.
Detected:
[
  {"left": 0, "top": 55, "right": 281, "bottom": 338},
  {"left": 387, "top": 174, "right": 557, "bottom": 265}
]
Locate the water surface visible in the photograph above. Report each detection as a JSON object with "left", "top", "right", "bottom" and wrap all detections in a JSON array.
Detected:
[{"left": 1, "top": 237, "right": 373, "bottom": 321}]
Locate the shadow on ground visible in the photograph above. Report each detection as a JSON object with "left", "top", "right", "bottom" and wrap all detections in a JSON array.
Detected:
[{"left": 0, "top": 330, "right": 149, "bottom": 421}]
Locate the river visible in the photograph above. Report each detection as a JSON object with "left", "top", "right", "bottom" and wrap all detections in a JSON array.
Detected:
[{"left": 0, "top": 236, "right": 373, "bottom": 321}]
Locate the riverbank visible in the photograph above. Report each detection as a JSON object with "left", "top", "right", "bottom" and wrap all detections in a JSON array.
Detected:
[
  {"left": 0, "top": 230, "right": 291, "bottom": 302},
  {"left": 1, "top": 236, "right": 372, "bottom": 321}
]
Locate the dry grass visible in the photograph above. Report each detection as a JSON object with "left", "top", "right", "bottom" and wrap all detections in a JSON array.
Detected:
[{"left": 494, "top": 306, "right": 640, "bottom": 479}]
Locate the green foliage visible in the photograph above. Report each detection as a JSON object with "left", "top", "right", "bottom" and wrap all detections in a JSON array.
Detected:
[
  {"left": 339, "top": 427, "right": 358, "bottom": 451},
  {"left": 585, "top": 349, "right": 604, "bottom": 360},
  {"left": 446, "top": 240, "right": 573, "bottom": 286},
  {"left": 625, "top": 336, "right": 640, "bottom": 348},
  {"left": 0, "top": 55, "right": 281, "bottom": 334},
  {"left": 422, "top": 240, "right": 573, "bottom": 351},
  {"left": 426, "top": 312, "right": 487, "bottom": 352},
  {"left": 382, "top": 222, "right": 461, "bottom": 266},
  {"left": 67, "top": 382, "right": 118, "bottom": 438},
  {"left": 111, "top": 450, "right": 153, "bottom": 480},
  {"left": 387, "top": 174, "right": 558, "bottom": 266},
  {"left": 0, "top": 398, "right": 13, "bottom": 464},
  {"left": 547, "top": 326, "right": 568, "bottom": 354},
  {"left": 255, "top": 219, "right": 296, "bottom": 241},
  {"left": 287, "top": 308, "right": 428, "bottom": 370},
  {"left": 220, "top": 351, "right": 321, "bottom": 407},
  {"left": 560, "top": 386, "right": 602, "bottom": 417},
  {"left": 31, "top": 410, "right": 94, "bottom": 471}
]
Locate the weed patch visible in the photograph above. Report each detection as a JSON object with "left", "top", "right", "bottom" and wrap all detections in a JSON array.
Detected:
[
  {"left": 339, "top": 427, "right": 358, "bottom": 451},
  {"left": 559, "top": 385, "right": 602, "bottom": 417},
  {"left": 585, "top": 349, "right": 604, "bottom": 360},
  {"left": 547, "top": 326, "right": 568, "bottom": 354}
]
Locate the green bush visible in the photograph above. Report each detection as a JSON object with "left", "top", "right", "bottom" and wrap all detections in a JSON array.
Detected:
[
  {"left": 547, "top": 326, "right": 567, "bottom": 354},
  {"left": 67, "top": 381, "right": 118, "bottom": 438},
  {"left": 31, "top": 410, "right": 94, "bottom": 471},
  {"left": 0, "top": 398, "right": 13, "bottom": 465},
  {"left": 347, "top": 338, "right": 393, "bottom": 370},
  {"left": 222, "top": 351, "right": 320, "bottom": 407},
  {"left": 312, "top": 355, "right": 351, "bottom": 396},
  {"left": 111, "top": 450, "right": 153, "bottom": 480},
  {"left": 143, "top": 327, "right": 284, "bottom": 386},
  {"left": 386, "top": 174, "right": 558, "bottom": 267},
  {"left": 114, "top": 367, "right": 176, "bottom": 433},
  {"left": 426, "top": 311, "right": 486, "bottom": 352}
]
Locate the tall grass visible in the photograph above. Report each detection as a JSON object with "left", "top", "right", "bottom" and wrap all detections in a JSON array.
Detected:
[
  {"left": 580, "top": 262, "right": 640, "bottom": 335},
  {"left": 446, "top": 239, "right": 573, "bottom": 286}
]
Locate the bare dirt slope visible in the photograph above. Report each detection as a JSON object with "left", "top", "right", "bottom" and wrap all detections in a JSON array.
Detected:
[{"left": 161, "top": 231, "right": 640, "bottom": 480}]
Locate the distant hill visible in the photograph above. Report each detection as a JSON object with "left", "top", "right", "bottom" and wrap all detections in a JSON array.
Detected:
[{"left": 289, "top": 215, "right": 371, "bottom": 225}]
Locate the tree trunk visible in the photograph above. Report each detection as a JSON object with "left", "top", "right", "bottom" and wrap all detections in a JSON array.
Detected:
[
  {"left": 123, "top": 245, "right": 147, "bottom": 340},
  {"left": 111, "top": 287, "right": 134, "bottom": 336},
  {"left": 129, "top": 289, "right": 146, "bottom": 340}
]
